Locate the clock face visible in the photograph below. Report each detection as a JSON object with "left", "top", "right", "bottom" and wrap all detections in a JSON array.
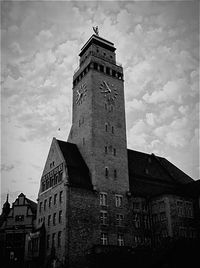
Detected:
[
  {"left": 99, "top": 80, "right": 118, "bottom": 105},
  {"left": 76, "top": 83, "right": 87, "bottom": 105}
]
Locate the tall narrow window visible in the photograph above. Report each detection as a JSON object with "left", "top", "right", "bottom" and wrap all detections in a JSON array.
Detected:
[
  {"left": 59, "top": 210, "right": 62, "bottom": 223},
  {"left": 53, "top": 213, "right": 56, "bottom": 225},
  {"left": 100, "top": 193, "right": 107, "bottom": 206},
  {"left": 117, "top": 234, "right": 124, "bottom": 246},
  {"left": 105, "top": 167, "right": 108, "bottom": 178},
  {"left": 115, "top": 195, "right": 123, "bottom": 207},
  {"left": 112, "top": 126, "right": 114, "bottom": 134},
  {"left": 52, "top": 233, "right": 56, "bottom": 247},
  {"left": 48, "top": 215, "right": 51, "bottom": 226},
  {"left": 113, "top": 148, "right": 116, "bottom": 156},
  {"left": 59, "top": 191, "right": 63, "bottom": 203},
  {"left": 105, "top": 146, "right": 108, "bottom": 154},
  {"left": 47, "top": 235, "right": 50, "bottom": 249},
  {"left": 49, "top": 197, "right": 52, "bottom": 208},
  {"left": 44, "top": 199, "right": 47, "bottom": 211},
  {"left": 116, "top": 214, "right": 124, "bottom": 226},
  {"left": 58, "top": 231, "right": 62, "bottom": 247},
  {"left": 105, "top": 123, "right": 108, "bottom": 132},
  {"left": 101, "top": 233, "right": 108, "bottom": 245},
  {"left": 114, "top": 169, "right": 117, "bottom": 179},
  {"left": 100, "top": 211, "right": 108, "bottom": 225},
  {"left": 54, "top": 194, "right": 57, "bottom": 205}
]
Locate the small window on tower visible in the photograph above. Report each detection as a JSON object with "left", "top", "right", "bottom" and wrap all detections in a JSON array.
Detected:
[
  {"left": 112, "top": 126, "right": 114, "bottom": 134},
  {"left": 105, "top": 146, "right": 108, "bottom": 154},
  {"left": 114, "top": 169, "right": 117, "bottom": 179},
  {"left": 106, "top": 67, "right": 110, "bottom": 75},
  {"left": 100, "top": 65, "right": 104, "bottom": 72},
  {"left": 105, "top": 123, "right": 108, "bottom": 132},
  {"left": 94, "top": 63, "right": 98, "bottom": 70},
  {"left": 105, "top": 167, "right": 108, "bottom": 178},
  {"left": 113, "top": 148, "right": 116, "bottom": 156}
]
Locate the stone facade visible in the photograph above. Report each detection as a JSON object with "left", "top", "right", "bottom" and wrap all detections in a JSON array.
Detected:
[{"left": 33, "top": 34, "right": 200, "bottom": 268}]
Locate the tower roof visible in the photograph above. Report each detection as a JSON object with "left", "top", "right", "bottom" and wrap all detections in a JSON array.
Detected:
[{"left": 79, "top": 34, "right": 116, "bottom": 57}]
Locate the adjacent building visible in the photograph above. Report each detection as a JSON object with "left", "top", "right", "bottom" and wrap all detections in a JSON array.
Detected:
[{"left": 0, "top": 193, "right": 37, "bottom": 267}]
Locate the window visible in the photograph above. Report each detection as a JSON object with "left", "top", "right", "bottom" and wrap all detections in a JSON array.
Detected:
[
  {"left": 160, "top": 212, "right": 166, "bottom": 221},
  {"left": 53, "top": 213, "right": 56, "bottom": 225},
  {"left": 100, "top": 211, "right": 108, "bottom": 225},
  {"left": 106, "top": 67, "right": 110, "bottom": 75},
  {"left": 177, "top": 200, "right": 184, "bottom": 217},
  {"left": 115, "top": 195, "right": 123, "bottom": 207},
  {"left": 58, "top": 231, "right": 61, "bottom": 247},
  {"left": 133, "top": 214, "right": 140, "bottom": 228},
  {"left": 116, "top": 214, "right": 124, "bottom": 226},
  {"left": 59, "top": 191, "right": 63, "bottom": 203},
  {"left": 105, "top": 123, "right": 108, "bottom": 132},
  {"left": 54, "top": 194, "right": 57, "bottom": 205},
  {"left": 114, "top": 169, "right": 117, "bottom": 179},
  {"left": 113, "top": 148, "right": 116, "bottom": 156},
  {"left": 100, "top": 193, "right": 107, "bottom": 206},
  {"left": 101, "top": 233, "right": 108, "bottom": 245},
  {"left": 185, "top": 202, "right": 193, "bottom": 218},
  {"left": 100, "top": 65, "right": 104, "bottom": 72},
  {"left": 49, "top": 197, "right": 52, "bottom": 208},
  {"left": 15, "top": 215, "right": 24, "bottom": 222},
  {"left": 117, "top": 234, "right": 124, "bottom": 246},
  {"left": 112, "top": 126, "right": 114, "bottom": 134},
  {"left": 44, "top": 199, "right": 47, "bottom": 211},
  {"left": 47, "top": 235, "right": 50, "bottom": 249},
  {"left": 39, "top": 202, "right": 42, "bottom": 213},
  {"left": 105, "top": 146, "right": 108, "bottom": 154},
  {"left": 59, "top": 210, "right": 62, "bottom": 223},
  {"left": 48, "top": 215, "right": 51, "bottom": 226},
  {"left": 52, "top": 233, "right": 56, "bottom": 247},
  {"left": 105, "top": 167, "right": 108, "bottom": 178}
]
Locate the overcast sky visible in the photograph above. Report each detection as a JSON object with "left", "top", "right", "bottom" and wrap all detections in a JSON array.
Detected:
[{"left": 1, "top": 0, "right": 199, "bottom": 207}]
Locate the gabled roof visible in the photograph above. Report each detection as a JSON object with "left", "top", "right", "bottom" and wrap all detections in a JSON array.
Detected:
[
  {"left": 26, "top": 197, "right": 37, "bottom": 214},
  {"left": 57, "top": 140, "right": 92, "bottom": 190},
  {"left": 127, "top": 149, "right": 193, "bottom": 197}
]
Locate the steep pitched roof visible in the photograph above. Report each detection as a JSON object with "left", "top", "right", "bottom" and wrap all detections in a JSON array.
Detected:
[
  {"left": 128, "top": 149, "right": 193, "bottom": 197},
  {"left": 26, "top": 197, "right": 37, "bottom": 214},
  {"left": 57, "top": 140, "right": 92, "bottom": 190}
]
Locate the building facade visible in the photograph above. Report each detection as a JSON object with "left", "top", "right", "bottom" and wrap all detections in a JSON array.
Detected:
[
  {"left": 34, "top": 34, "right": 199, "bottom": 268},
  {"left": 0, "top": 193, "right": 37, "bottom": 268}
]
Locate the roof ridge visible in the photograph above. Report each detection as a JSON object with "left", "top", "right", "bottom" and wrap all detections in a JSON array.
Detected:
[{"left": 151, "top": 153, "right": 178, "bottom": 184}]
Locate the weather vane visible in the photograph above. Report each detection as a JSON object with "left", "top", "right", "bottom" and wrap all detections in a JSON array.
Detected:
[{"left": 93, "top": 26, "right": 99, "bottom": 36}]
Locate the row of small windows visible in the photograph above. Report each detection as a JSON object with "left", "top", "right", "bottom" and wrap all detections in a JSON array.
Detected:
[
  {"left": 105, "top": 167, "right": 117, "bottom": 179},
  {"left": 39, "top": 191, "right": 63, "bottom": 213},
  {"left": 38, "top": 210, "right": 63, "bottom": 226},
  {"left": 105, "top": 123, "right": 115, "bottom": 133},
  {"left": 73, "top": 62, "right": 123, "bottom": 87},
  {"left": 100, "top": 193, "right": 123, "bottom": 207},
  {"left": 100, "top": 211, "right": 124, "bottom": 226},
  {"left": 101, "top": 233, "right": 124, "bottom": 246},
  {"left": 104, "top": 146, "right": 116, "bottom": 156},
  {"left": 176, "top": 200, "right": 193, "bottom": 218},
  {"left": 46, "top": 231, "right": 62, "bottom": 249},
  {"left": 41, "top": 163, "right": 63, "bottom": 192}
]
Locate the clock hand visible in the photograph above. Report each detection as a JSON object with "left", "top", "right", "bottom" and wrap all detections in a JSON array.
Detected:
[{"left": 103, "top": 81, "right": 111, "bottom": 92}]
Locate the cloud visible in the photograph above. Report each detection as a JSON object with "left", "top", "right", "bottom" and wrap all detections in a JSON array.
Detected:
[{"left": 1, "top": 164, "right": 15, "bottom": 172}]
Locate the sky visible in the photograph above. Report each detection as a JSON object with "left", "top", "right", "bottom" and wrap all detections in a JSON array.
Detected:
[{"left": 1, "top": 0, "right": 199, "bottom": 208}]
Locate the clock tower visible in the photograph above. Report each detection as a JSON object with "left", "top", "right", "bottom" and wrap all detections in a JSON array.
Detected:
[{"left": 68, "top": 33, "right": 129, "bottom": 193}]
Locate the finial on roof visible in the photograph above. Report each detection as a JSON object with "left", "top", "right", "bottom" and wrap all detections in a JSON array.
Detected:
[
  {"left": 93, "top": 26, "right": 99, "bottom": 36},
  {"left": 6, "top": 193, "right": 9, "bottom": 203}
]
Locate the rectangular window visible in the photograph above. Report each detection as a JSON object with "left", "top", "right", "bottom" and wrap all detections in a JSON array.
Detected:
[
  {"left": 52, "top": 233, "right": 56, "bottom": 247},
  {"left": 15, "top": 215, "right": 24, "bottom": 222},
  {"left": 54, "top": 194, "right": 57, "bottom": 205},
  {"left": 48, "top": 215, "right": 51, "bottom": 226},
  {"left": 114, "top": 169, "right": 117, "bottom": 179},
  {"left": 105, "top": 146, "right": 108, "bottom": 154},
  {"left": 53, "top": 213, "right": 56, "bottom": 225},
  {"left": 113, "top": 148, "right": 116, "bottom": 156},
  {"left": 100, "top": 193, "right": 107, "bottom": 206},
  {"left": 100, "top": 211, "right": 108, "bottom": 225},
  {"left": 47, "top": 235, "right": 50, "bottom": 249},
  {"left": 116, "top": 214, "right": 124, "bottom": 226},
  {"left": 49, "top": 197, "right": 52, "bottom": 208},
  {"left": 105, "top": 167, "right": 108, "bottom": 178},
  {"left": 112, "top": 126, "right": 114, "bottom": 134},
  {"left": 117, "top": 234, "right": 124, "bottom": 246},
  {"left": 59, "top": 210, "right": 62, "bottom": 223},
  {"left": 105, "top": 123, "right": 108, "bottom": 132},
  {"left": 59, "top": 191, "right": 63, "bottom": 203},
  {"left": 44, "top": 199, "right": 47, "bottom": 211},
  {"left": 58, "top": 231, "right": 61, "bottom": 247},
  {"left": 101, "top": 233, "right": 108, "bottom": 245},
  {"left": 115, "top": 195, "right": 123, "bottom": 207},
  {"left": 39, "top": 202, "right": 42, "bottom": 213}
]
